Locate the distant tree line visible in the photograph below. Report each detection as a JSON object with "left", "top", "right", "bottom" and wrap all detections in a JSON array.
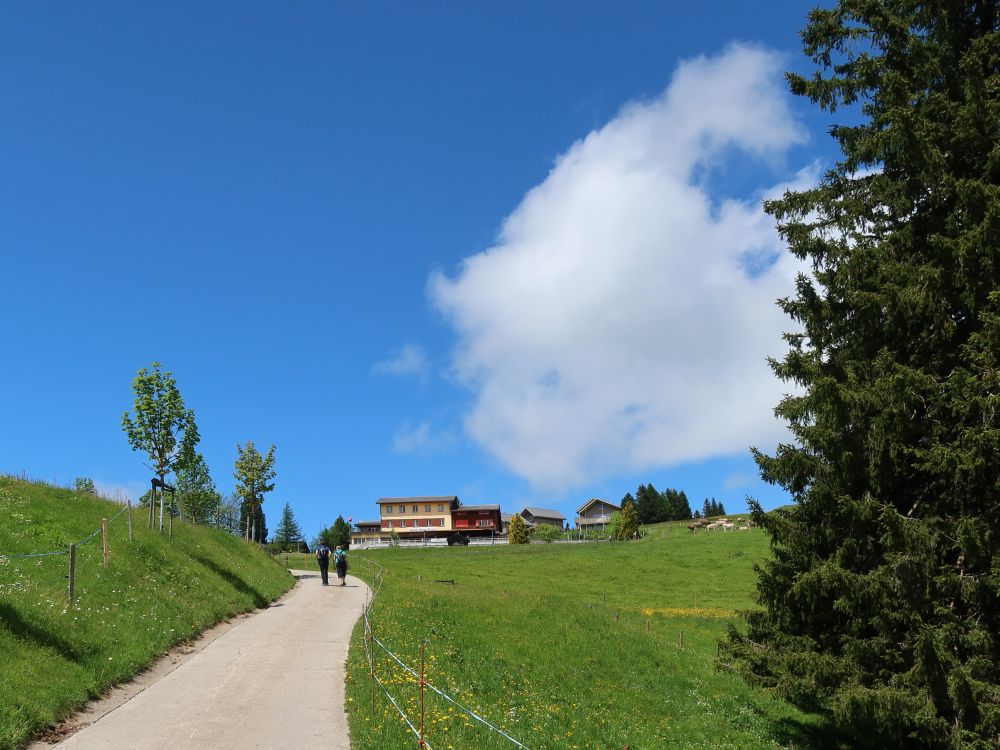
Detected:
[{"left": 624, "top": 483, "right": 693, "bottom": 524}]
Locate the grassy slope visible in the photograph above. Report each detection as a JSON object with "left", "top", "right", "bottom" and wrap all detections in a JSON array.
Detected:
[
  {"left": 0, "top": 477, "right": 294, "bottom": 750},
  {"left": 331, "top": 525, "right": 833, "bottom": 750}
]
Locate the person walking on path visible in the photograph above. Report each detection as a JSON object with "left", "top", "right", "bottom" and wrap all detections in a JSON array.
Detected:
[
  {"left": 334, "top": 546, "right": 348, "bottom": 587},
  {"left": 316, "top": 542, "right": 331, "bottom": 586}
]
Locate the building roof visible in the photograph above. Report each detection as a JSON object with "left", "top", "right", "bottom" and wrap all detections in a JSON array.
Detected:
[
  {"left": 455, "top": 504, "right": 500, "bottom": 512},
  {"left": 377, "top": 496, "right": 458, "bottom": 504},
  {"left": 500, "top": 513, "right": 514, "bottom": 522},
  {"left": 521, "top": 507, "right": 566, "bottom": 521},
  {"left": 354, "top": 520, "right": 382, "bottom": 527},
  {"left": 576, "top": 498, "right": 620, "bottom": 515}
]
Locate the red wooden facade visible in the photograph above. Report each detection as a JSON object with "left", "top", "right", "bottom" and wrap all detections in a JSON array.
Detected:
[{"left": 450, "top": 504, "right": 501, "bottom": 535}]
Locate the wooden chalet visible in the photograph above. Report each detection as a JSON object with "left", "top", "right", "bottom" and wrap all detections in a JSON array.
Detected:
[
  {"left": 451, "top": 504, "right": 501, "bottom": 536},
  {"left": 575, "top": 498, "right": 620, "bottom": 529}
]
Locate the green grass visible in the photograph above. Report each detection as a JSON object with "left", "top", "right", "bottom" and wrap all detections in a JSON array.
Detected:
[
  {"left": 0, "top": 476, "right": 294, "bottom": 750},
  {"left": 343, "top": 525, "right": 836, "bottom": 750}
]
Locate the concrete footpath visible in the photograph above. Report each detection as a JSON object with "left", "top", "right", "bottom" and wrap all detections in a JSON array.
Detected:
[{"left": 46, "top": 570, "right": 368, "bottom": 750}]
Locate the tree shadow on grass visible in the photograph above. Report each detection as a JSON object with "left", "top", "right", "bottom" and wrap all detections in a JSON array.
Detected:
[
  {"left": 767, "top": 715, "right": 870, "bottom": 750},
  {"left": 190, "top": 555, "right": 267, "bottom": 608},
  {"left": 0, "top": 602, "right": 85, "bottom": 663}
]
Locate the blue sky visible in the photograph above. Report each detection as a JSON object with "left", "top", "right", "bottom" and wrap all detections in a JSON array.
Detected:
[{"left": 0, "top": 1, "right": 839, "bottom": 541}]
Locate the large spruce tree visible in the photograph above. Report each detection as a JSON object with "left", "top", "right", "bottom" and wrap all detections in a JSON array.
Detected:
[{"left": 726, "top": 1, "right": 999, "bottom": 747}]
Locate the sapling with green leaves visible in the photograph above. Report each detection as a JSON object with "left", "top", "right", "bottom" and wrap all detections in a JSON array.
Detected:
[
  {"left": 122, "top": 362, "right": 199, "bottom": 531},
  {"left": 176, "top": 452, "right": 221, "bottom": 525},
  {"left": 234, "top": 441, "right": 276, "bottom": 543}
]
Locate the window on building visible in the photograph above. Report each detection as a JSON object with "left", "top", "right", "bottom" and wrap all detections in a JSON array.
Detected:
[
  {"left": 398, "top": 505, "right": 405, "bottom": 513},
  {"left": 385, "top": 505, "right": 393, "bottom": 513},
  {"left": 424, "top": 505, "right": 431, "bottom": 512},
  {"left": 437, "top": 504, "right": 444, "bottom": 512},
  {"left": 384, "top": 520, "right": 393, "bottom": 528},
  {"left": 412, "top": 505, "right": 418, "bottom": 513},
  {"left": 477, "top": 519, "right": 494, "bottom": 527},
  {"left": 434, "top": 518, "right": 444, "bottom": 526}
]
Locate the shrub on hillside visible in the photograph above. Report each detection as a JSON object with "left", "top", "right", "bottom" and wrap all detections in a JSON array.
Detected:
[{"left": 532, "top": 524, "right": 562, "bottom": 543}]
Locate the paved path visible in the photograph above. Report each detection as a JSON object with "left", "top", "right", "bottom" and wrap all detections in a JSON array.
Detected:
[{"left": 52, "top": 571, "right": 368, "bottom": 750}]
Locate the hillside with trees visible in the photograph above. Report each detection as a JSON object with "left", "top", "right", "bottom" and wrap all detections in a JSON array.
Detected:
[{"left": 0, "top": 476, "right": 292, "bottom": 749}]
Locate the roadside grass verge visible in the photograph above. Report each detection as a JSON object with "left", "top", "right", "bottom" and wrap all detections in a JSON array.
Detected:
[
  {"left": 341, "top": 526, "right": 836, "bottom": 749},
  {"left": 0, "top": 476, "right": 294, "bottom": 750}
]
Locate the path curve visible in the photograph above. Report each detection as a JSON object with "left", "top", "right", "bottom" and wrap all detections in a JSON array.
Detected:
[{"left": 48, "top": 570, "right": 368, "bottom": 750}]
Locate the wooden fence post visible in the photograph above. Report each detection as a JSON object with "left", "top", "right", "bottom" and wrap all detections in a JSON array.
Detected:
[
  {"left": 67, "top": 543, "right": 76, "bottom": 601},
  {"left": 419, "top": 642, "right": 426, "bottom": 747},
  {"left": 127, "top": 500, "right": 134, "bottom": 543},
  {"left": 679, "top": 630, "right": 685, "bottom": 649},
  {"left": 368, "top": 609, "right": 376, "bottom": 713},
  {"left": 101, "top": 518, "right": 109, "bottom": 569}
]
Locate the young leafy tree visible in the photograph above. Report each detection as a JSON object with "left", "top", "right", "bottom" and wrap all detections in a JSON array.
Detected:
[
  {"left": 74, "top": 477, "right": 97, "bottom": 496},
  {"left": 233, "top": 441, "right": 276, "bottom": 543},
  {"left": 273, "top": 502, "right": 304, "bottom": 552},
  {"left": 508, "top": 513, "right": 530, "bottom": 544},
  {"left": 726, "top": 2, "right": 1000, "bottom": 747},
  {"left": 175, "top": 452, "right": 220, "bottom": 525},
  {"left": 214, "top": 492, "right": 242, "bottom": 535},
  {"left": 533, "top": 523, "right": 563, "bottom": 543},
  {"left": 122, "top": 362, "right": 199, "bottom": 531}
]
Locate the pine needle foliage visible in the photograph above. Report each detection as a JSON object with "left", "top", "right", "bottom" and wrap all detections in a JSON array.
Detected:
[
  {"left": 726, "top": 2, "right": 1000, "bottom": 748},
  {"left": 617, "top": 495, "right": 640, "bottom": 540},
  {"left": 508, "top": 513, "right": 530, "bottom": 544}
]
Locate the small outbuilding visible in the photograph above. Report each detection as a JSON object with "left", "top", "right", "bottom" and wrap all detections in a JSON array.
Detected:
[{"left": 518, "top": 507, "right": 566, "bottom": 528}]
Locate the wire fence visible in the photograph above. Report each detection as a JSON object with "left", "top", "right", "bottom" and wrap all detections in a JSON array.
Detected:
[
  {"left": 0, "top": 502, "right": 131, "bottom": 558},
  {"left": 354, "top": 554, "right": 533, "bottom": 750},
  {"left": 0, "top": 500, "right": 135, "bottom": 600}
]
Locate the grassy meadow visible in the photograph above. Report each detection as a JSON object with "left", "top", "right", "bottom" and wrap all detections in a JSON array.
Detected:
[
  {"left": 0, "top": 476, "right": 294, "bottom": 750},
  {"left": 328, "top": 526, "right": 838, "bottom": 750}
]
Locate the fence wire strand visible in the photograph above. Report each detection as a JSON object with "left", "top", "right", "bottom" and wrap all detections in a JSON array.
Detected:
[
  {"left": 372, "top": 671, "right": 436, "bottom": 750},
  {"left": 358, "top": 556, "right": 532, "bottom": 750},
  {"left": 1, "top": 504, "right": 129, "bottom": 559}
]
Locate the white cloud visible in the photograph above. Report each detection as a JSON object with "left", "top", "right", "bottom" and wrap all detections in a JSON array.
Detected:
[
  {"left": 373, "top": 344, "right": 429, "bottom": 378},
  {"left": 430, "top": 44, "right": 813, "bottom": 491},
  {"left": 391, "top": 421, "right": 456, "bottom": 455}
]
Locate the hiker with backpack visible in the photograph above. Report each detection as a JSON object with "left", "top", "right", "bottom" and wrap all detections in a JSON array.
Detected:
[
  {"left": 333, "top": 545, "right": 348, "bottom": 587},
  {"left": 315, "top": 542, "right": 331, "bottom": 586}
]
